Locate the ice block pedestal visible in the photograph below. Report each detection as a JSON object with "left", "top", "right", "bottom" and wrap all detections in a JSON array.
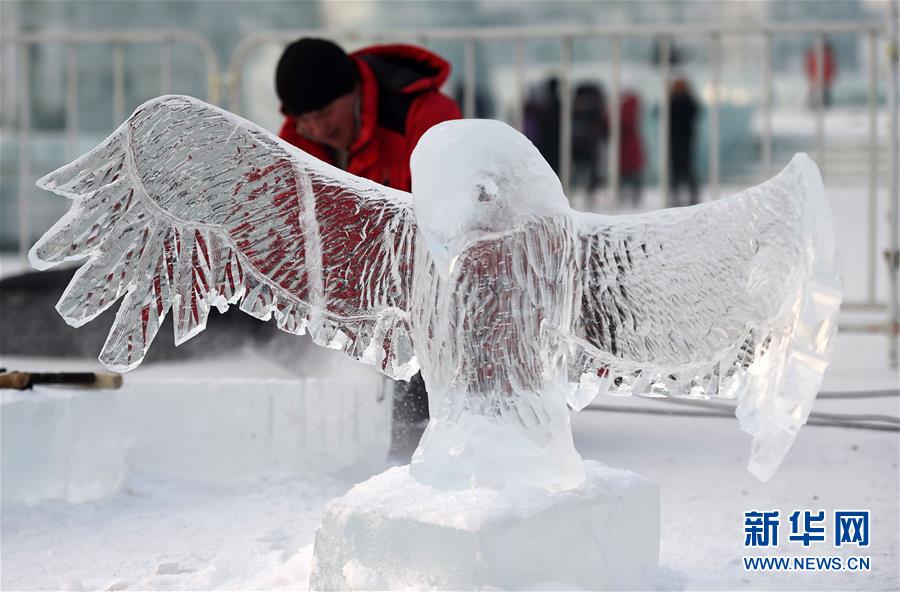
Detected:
[{"left": 309, "top": 461, "right": 659, "bottom": 590}]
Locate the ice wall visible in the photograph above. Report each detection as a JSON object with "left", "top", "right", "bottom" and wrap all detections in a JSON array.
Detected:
[{"left": 1, "top": 357, "right": 390, "bottom": 505}]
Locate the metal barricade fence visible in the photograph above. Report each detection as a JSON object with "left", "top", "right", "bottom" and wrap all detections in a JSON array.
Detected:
[
  {"left": 1, "top": 23, "right": 897, "bottom": 366},
  {"left": 1, "top": 30, "right": 221, "bottom": 262}
]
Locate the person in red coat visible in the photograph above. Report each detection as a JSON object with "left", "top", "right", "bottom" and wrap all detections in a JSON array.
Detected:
[
  {"left": 275, "top": 38, "right": 461, "bottom": 457},
  {"left": 618, "top": 91, "right": 645, "bottom": 207},
  {"left": 805, "top": 40, "right": 837, "bottom": 108},
  {"left": 275, "top": 38, "right": 461, "bottom": 192}
]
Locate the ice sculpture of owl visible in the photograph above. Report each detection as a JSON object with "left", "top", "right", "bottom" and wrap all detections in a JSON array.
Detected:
[{"left": 30, "top": 96, "right": 841, "bottom": 492}]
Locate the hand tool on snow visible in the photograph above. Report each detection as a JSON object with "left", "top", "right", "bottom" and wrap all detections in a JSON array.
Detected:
[{"left": 0, "top": 368, "right": 123, "bottom": 390}]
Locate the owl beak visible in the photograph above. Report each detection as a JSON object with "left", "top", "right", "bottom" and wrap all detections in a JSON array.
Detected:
[
  {"left": 425, "top": 233, "right": 454, "bottom": 280},
  {"left": 424, "top": 233, "right": 457, "bottom": 280},
  {"left": 447, "top": 253, "right": 461, "bottom": 276},
  {"left": 435, "top": 249, "right": 463, "bottom": 280}
]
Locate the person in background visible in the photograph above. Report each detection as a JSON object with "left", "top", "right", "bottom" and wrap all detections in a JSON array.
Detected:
[
  {"left": 276, "top": 38, "right": 461, "bottom": 192},
  {"left": 572, "top": 82, "right": 609, "bottom": 202},
  {"left": 805, "top": 39, "right": 837, "bottom": 109},
  {"left": 618, "top": 90, "right": 645, "bottom": 208},
  {"left": 534, "top": 77, "right": 562, "bottom": 174},
  {"left": 275, "top": 38, "right": 461, "bottom": 457},
  {"left": 668, "top": 77, "right": 700, "bottom": 207}
]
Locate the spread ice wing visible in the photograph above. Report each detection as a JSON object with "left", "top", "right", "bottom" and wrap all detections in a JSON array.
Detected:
[
  {"left": 31, "top": 95, "right": 418, "bottom": 377},
  {"left": 562, "top": 155, "right": 842, "bottom": 480}
]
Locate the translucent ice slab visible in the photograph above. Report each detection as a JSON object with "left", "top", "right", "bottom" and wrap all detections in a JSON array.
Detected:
[{"left": 309, "top": 461, "right": 659, "bottom": 591}]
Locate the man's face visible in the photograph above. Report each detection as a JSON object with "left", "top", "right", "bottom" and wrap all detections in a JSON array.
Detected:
[{"left": 294, "top": 88, "right": 359, "bottom": 151}]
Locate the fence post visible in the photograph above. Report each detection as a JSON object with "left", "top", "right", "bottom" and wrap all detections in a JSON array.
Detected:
[
  {"left": 814, "top": 32, "right": 826, "bottom": 174},
  {"left": 658, "top": 34, "right": 671, "bottom": 206},
  {"left": 463, "top": 38, "right": 476, "bottom": 118},
  {"left": 112, "top": 41, "right": 125, "bottom": 125},
  {"left": 887, "top": 0, "right": 900, "bottom": 368},
  {"left": 762, "top": 31, "right": 773, "bottom": 179},
  {"left": 709, "top": 32, "right": 721, "bottom": 200},
  {"left": 160, "top": 36, "right": 173, "bottom": 94},
  {"left": 560, "top": 36, "right": 573, "bottom": 196},
  {"left": 867, "top": 31, "right": 879, "bottom": 307},
  {"left": 514, "top": 37, "right": 526, "bottom": 132},
  {"left": 608, "top": 34, "right": 622, "bottom": 206},
  {"left": 65, "top": 43, "right": 79, "bottom": 161},
  {"left": 17, "top": 43, "right": 31, "bottom": 263}
]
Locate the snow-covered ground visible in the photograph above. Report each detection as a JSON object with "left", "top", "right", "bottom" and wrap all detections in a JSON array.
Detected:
[
  {"left": 1, "top": 330, "right": 896, "bottom": 591},
  {"left": 1, "top": 351, "right": 391, "bottom": 591},
  {"left": 580, "top": 331, "right": 899, "bottom": 591},
  {"left": 750, "top": 106, "right": 892, "bottom": 140}
]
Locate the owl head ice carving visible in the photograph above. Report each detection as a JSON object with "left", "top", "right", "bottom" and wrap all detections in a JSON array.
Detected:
[{"left": 411, "top": 119, "right": 568, "bottom": 277}]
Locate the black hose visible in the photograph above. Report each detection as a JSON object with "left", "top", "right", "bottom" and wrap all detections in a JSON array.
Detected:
[{"left": 584, "top": 392, "right": 900, "bottom": 432}]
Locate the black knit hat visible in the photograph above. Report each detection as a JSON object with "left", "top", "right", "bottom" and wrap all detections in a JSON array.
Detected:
[{"left": 276, "top": 38, "right": 358, "bottom": 115}]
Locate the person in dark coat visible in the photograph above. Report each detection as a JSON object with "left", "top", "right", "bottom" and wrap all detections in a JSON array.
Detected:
[
  {"left": 668, "top": 78, "right": 700, "bottom": 207},
  {"left": 534, "top": 77, "right": 561, "bottom": 174},
  {"left": 572, "top": 83, "right": 609, "bottom": 200},
  {"left": 276, "top": 38, "right": 461, "bottom": 192},
  {"left": 276, "top": 38, "right": 462, "bottom": 457}
]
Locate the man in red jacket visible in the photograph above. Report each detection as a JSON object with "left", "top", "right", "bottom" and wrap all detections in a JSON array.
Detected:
[
  {"left": 275, "top": 38, "right": 461, "bottom": 457},
  {"left": 275, "top": 38, "right": 461, "bottom": 192}
]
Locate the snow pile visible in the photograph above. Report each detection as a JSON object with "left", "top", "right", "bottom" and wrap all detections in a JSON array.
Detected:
[{"left": 1, "top": 472, "right": 345, "bottom": 591}]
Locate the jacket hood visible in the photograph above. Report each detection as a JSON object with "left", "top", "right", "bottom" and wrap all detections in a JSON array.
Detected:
[{"left": 352, "top": 44, "right": 452, "bottom": 94}]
